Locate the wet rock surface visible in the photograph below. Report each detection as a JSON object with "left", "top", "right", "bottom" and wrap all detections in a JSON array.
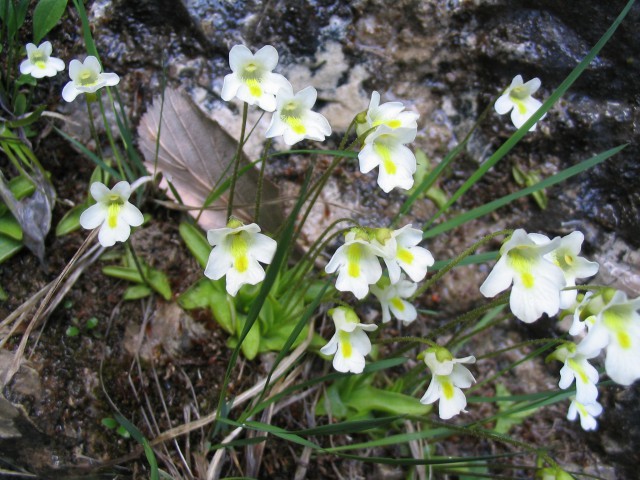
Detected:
[{"left": 3, "top": 0, "right": 640, "bottom": 477}]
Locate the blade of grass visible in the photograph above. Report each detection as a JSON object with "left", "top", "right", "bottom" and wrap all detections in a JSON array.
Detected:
[
  {"left": 423, "top": 144, "right": 626, "bottom": 239},
  {"left": 114, "top": 413, "right": 159, "bottom": 480}
]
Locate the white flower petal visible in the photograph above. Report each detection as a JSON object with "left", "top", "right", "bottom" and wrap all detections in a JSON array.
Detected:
[
  {"left": 62, "top": 82, "right": 82, "bottom": 102},
  {"left": 79, "top": 203, "right": 107, "bottom": 229},
  {"left": 250, "top": 233, "right": 277, "bottom": 264},
  {"left": 479, "top": 256, "right": 513, "bottom": 298},
  {"left": 204, "top": 247, "right": 233, "bottom": 280},
  {"left": 438, "top": 386, "right": 467, "bottom": 420}
]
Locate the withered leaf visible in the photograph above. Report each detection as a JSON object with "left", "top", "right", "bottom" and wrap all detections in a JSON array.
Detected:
[
  {"left": 137, "top": 88, "right": 282, "bottom": 233},
  {"left": 0, "top": 169, "right": 55, "bottom": 263}
]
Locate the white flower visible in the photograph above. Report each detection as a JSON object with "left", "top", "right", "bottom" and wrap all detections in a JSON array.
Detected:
[
  {"left": 548, "top": 342, "right": 599, "bottom": 405},
  {"left": 79, "top": 181, "right": 144, "bottom": 247},
  {"left": 578, "top": 290, "right": 640, "bottom": 386},
  {"left": 358, "top": 126, "right": 417, "bottom": 192},
  {"left": 356, "top": 91, "right": 419, "bottom": 138},
  {"left": 567, "top": 398, "right": 602, "bottom": 431},
  {"left": 324, "top": 229, "right": 383, "bottom": 300},
  {"left": 19, "top": 41, "right": 65, "bottom": 78},
  {"left": 479, "top": 229, "right": 566, "bottom": 323},
  {"left": 533, "top": 231, "right": 599, "bottom": 309},
  {"left": 370, "top": 275, "right": 418, "bottom": 324},
  {"left": 495, "top": 75, "right": 546, "bottom": 131},
  {"left": 371, "top": 225, "right": 434, "bottom": 284},
  {"left": 420, "top": 347, "right": 476, "bottom": 419},
  {"left": 204, "top": 219, "right": 277, "bottom": 297},
  {"left": 62, "top": 56, "right": 120, "bottom": 102},
  {"left": 220, "top": 44, "right": 290, "bottom": 112},
  {"left": 320, "top": 307, "right": 378, "bottom": 374},
  {"left": 265, "top": 85, "right": 331, "bottom": 145}
]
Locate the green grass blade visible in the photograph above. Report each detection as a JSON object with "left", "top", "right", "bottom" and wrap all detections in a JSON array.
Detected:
[
  {"left": 423, "top": 144, "right": 626, "bottom": 239},
  {"left": 424, "top": 0, "right": 636, "bottom": 230},
  {"left": 71, "top": 0, "right": 99, "bottom": 58},
  {"left": 114, "top": 414, "right": 159, "bottom": 480}
]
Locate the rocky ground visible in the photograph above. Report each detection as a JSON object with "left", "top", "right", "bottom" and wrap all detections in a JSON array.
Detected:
[{"left": 1, "top": 0, "right": 639, "bottom": 478}]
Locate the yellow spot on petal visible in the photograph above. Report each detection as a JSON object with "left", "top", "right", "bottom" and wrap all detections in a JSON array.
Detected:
[
  {"left": 284, "top": 116, "right": 306, "bottom": 134},
  {"left": 391, "top": 298, "right": 405, "bottom": 311},
  {"left": 231, "top": 233, "right": 250, "bottom": 273},
  {"left": 374, "top": 143, "right": 397, "bottom": 175},
  {"left": 339, "top": 331, "right": 352, "bottom": 358},
  {"left": 246, "top": 78, "right": 262, "bottom": 98},
  {"left": 617, "top": 331, "right": 632, "bottom": 349},
  {"left": 397, "top": 248, "right": 414, "bottom": 265},
  {"left": 346, "top": 244, "right": 362, "bottom": 278},
  {"left": 521, "top": 272, "right": 534, "bottom": 288},
  {"left": 107, "top": 203, "right": 121, "bottom": 228},
  {"left": 442, "top": 380, "right": 454, "bottom": 400},
  {"left": 564, "top": 254, "right": 574, "bottom": 266},
  {"left": 386, "top": 119, "right": 401, "bottom": 128}
]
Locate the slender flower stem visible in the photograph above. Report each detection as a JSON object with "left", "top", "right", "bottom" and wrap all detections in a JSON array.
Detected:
[
  {"left": 97, "top": 93, "right": 128, "bottom": 180},
  {"left": 126, "top": 239, "right": 149, "bottom": 288},
  {"left": 373, "top": 336, "right": 438, "bottom": 348},
  {"left": 291, "top": 124, "right": 361, "bottom": 244},
  {"left": 85, "top": 97, "right": 113, "bottom": 175},
  {"left": 433, "top": 292, "right": 509, "bottom": 344},
  {"left": 226, "top": 102, "right": 249, "bottom": 220},
  {"left": 254, "top": 138, "right": 272, "bottom": 224}
]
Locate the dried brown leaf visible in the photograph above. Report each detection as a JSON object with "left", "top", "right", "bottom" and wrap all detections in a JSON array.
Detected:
[{"left": 137, "top": 88, "right": 282, "bottom": 232}]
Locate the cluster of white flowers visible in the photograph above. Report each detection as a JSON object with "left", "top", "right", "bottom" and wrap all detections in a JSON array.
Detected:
[
  {"left": 481, "top": 228, "right": 640, "bottom": 430},
  {"left": 19, "top": 42, "right": 120, "bottom": 102},
  {"left": 221, "top": 44, "right": 331, "bottom": 146},
  {"left": 480, "top": 229, "right": 598, "bottom": 323},
  {"left": 320, "top": 225, "right": 435, "bottom": 382},
  {"left": 356, "top": 91, "right": 420, "bottom": 193},
  {"left": 324, "top": 225, "right": 434, "bottom": 303}
]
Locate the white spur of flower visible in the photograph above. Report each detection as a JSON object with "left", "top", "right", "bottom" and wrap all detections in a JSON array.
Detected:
[
  {"left": 320, "top": 307, "right": 378, "bottom": 374},
  {"left": 479, "top": 229, "right": 566, "bottom": 323},
  {"left": 20, "top": 41, "right": 65, "bottom": 78},
  {"left": 494, "top": 74, "right": 546, "bottom": 131},
  {"left": 265, "top": 84, "right": 331, "bottom": 145},
  {"left": 204, "top": 219, "right": 277, "bottom": 297},
  {"left": 79, "top": 181, "right": 144, "bottom": 247},
  {"left": 220, "top": 44, "right": 290, "bottom": 112},
  {"left": 62, "top": 56, "right": 120, "bottom": 102}
]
